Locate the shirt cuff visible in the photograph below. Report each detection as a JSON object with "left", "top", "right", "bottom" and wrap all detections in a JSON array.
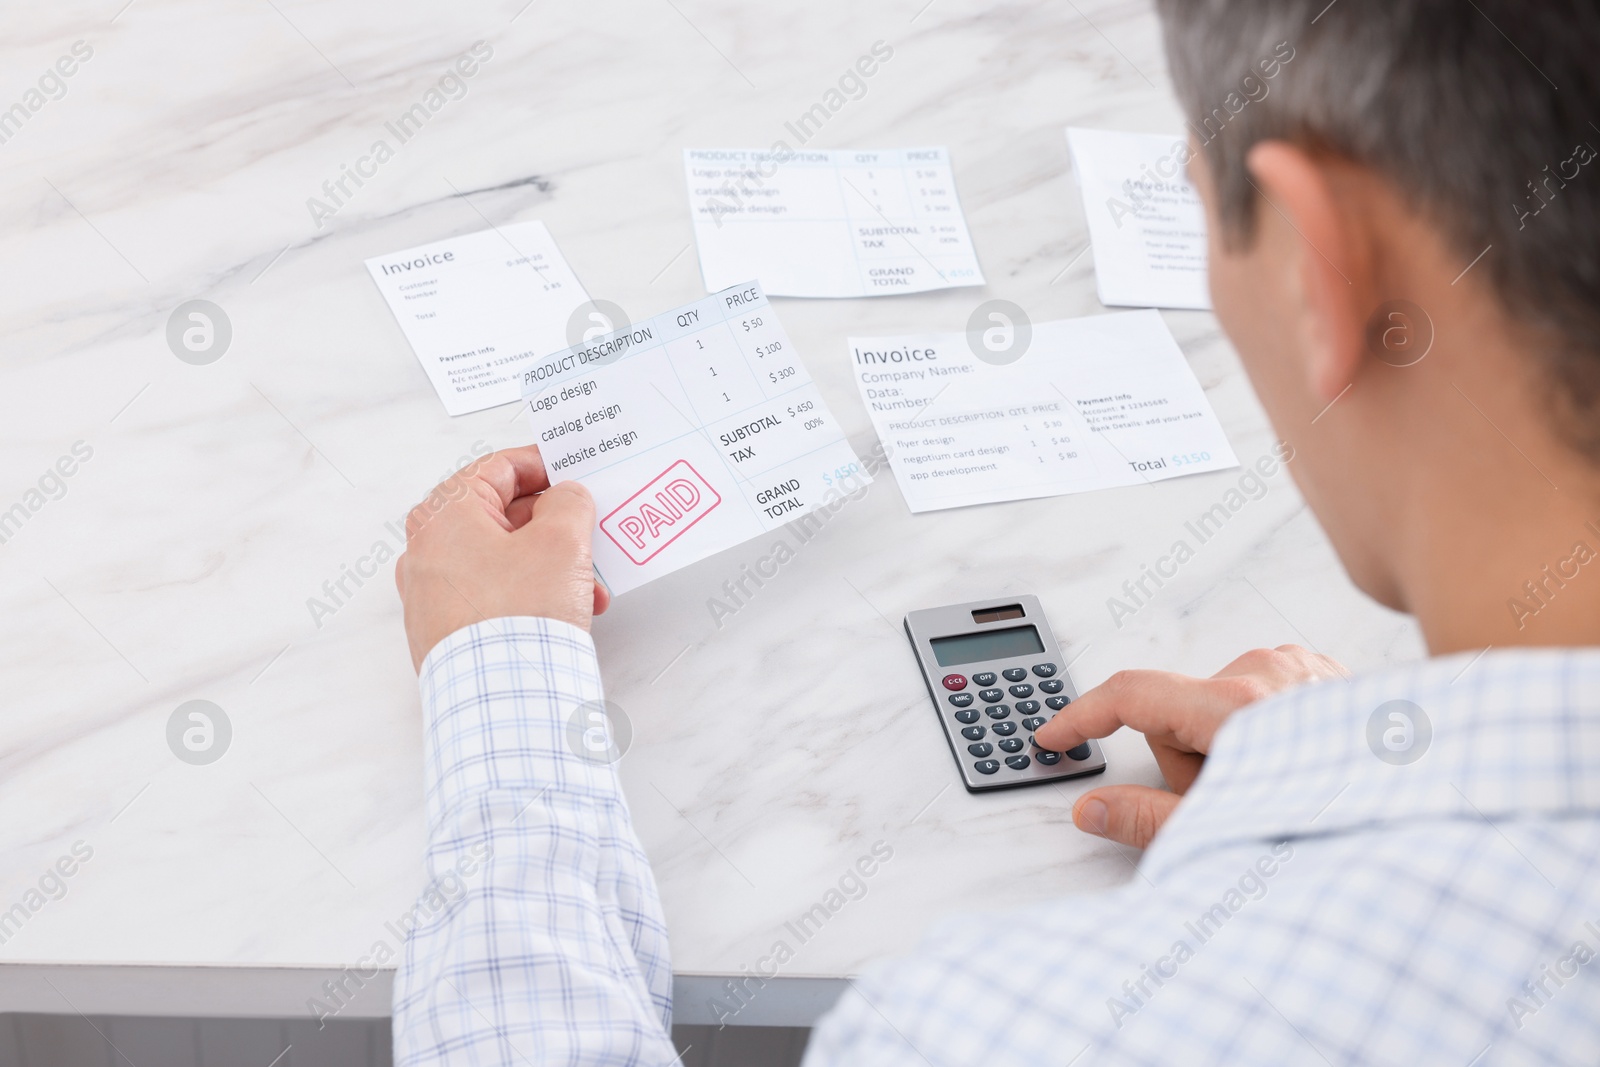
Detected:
[{"left": 417, "top": 616, "right": 617, "bottom": 833}]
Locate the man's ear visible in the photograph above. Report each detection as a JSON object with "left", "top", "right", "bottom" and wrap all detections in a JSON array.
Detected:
[{"left": 1245, "top": 141, "right": 1371, "bottom": 403}]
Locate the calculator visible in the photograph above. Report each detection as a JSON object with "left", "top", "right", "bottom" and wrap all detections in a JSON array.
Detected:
[{"left": 904, "top": 596, "right": 1106, "bottom": 792}]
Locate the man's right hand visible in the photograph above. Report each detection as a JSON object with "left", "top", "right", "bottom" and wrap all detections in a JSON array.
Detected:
[{"left": 1033, "top": 645, "right": 1348, "bottom": 850}]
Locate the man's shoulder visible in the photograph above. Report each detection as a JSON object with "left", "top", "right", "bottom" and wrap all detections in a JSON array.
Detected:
[
  {"left": 1145, "top": 646, "right": 1600, "bottom": 876},
  {"left": 807, "top": 651, "right": 1600, "bottom": 1067}
]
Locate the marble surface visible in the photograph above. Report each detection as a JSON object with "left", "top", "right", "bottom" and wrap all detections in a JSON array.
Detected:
[{"left": 0, "top": 0, "right": 1424, "bottom": 1016}]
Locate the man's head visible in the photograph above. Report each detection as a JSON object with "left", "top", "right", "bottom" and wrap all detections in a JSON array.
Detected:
[{"left": 1155, "top": 0, "right": 1600, "bottom": 644}]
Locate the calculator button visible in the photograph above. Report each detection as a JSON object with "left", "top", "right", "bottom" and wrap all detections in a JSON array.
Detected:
[
  {"left": 1022, "top": 716, "right": 1046, "bottom": 731},
  {"left": 967, "top": 742, "right": 993, "bottom": 757},
  {"left": 992, "top": 721, "right": 1017, "bottom": 736},
  {"left": 1008, "top": 684, "right": 1034, "bottom": 699},
  {"left": 1005, "top": 755, "right": 1031, "bottom": 771},
  {"left": 1046, "top": 695, "right": 1071, "bottom": 710},
  {"left": 984, "top": 704, "right": 1011, "bottom": 720},
  {"left": 998, "top": 737, "right": 1024, "bottom": 753},
  {"left": 1039, "top": 679, "right": 1065, "bottom": 694},
  {"left": 961, "top": 725, "right": 987, "bottom": 741},
  {"left": 1001, "top": 667, "right": 1028, "bottom": 683},
  {"left": 1067, "top": 743, "right": 1092, "bottom": 760},
  {"left": 954, "top": 709, "right": 980, "bottom": 724},
  {"left": 974, "top": 759, "right": 1000, "bottom": 775},
  {"left": 1036, "top": 750, "right": 1062, "bottom": 765},
  {"left": 1016, "top": 700, "right": 1040, "bottom": 714},
  {"left": 942, "top": 674, "right": 968, "bottom": 691},
  {"left": 948, "top": 693, "right": 974, "bottom": 708},
  {"left": 978, "top": 688, "right": 1005, "bottom": 703},
  {"left": 1032, "top": 663, "right": 1058, "bottom": 678},
  {"left": 972, "top": 672, "right": 997, "bottom": 686}
]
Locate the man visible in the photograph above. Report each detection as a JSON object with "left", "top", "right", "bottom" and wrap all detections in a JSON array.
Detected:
[{"left": 390, "top": 0, "right": 1600, "bottom": 1062}]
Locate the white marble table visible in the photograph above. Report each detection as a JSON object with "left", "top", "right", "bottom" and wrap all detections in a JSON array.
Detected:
[{"left": 0, "top": 0, "right": 1423, "bottom": 1027}]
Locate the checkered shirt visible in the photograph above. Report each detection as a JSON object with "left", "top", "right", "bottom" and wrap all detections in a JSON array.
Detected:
[{"left": 395, "top": 619, "right": 1600, "bottom": 1066}]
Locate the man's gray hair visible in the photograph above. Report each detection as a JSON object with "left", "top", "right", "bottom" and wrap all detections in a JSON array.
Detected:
[{"left": 1156, "top": 0, "right": 1600, "bottom": 458}]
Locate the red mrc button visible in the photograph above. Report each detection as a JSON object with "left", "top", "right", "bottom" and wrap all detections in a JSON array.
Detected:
[{"left": 600, "top": 460, "right": 722, "bottom": 565}]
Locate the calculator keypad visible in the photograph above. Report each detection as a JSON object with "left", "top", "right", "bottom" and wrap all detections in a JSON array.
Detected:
[
  {"left": 1035, "top": 737, "right": 1092, "bottom": 761},
  {"left": 924, "top": 637, "right": 1098, "bottom": 788}
]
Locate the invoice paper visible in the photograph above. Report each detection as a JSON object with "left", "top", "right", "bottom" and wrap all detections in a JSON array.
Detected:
[
  {"left": 849, "top": 310, "right": 1237, "bottom": 512},
  {"left": 366, "top": 222, "right": 590, "bottom": 415},
  {"left": 1065, "top": 128, "right": 1211, "bottom": 311},
  {"left": 684, "top": 147, "right": 985, "bottom": 298},
  {"left": 521, "top": 281, "right": 868, "bottom": 596}
]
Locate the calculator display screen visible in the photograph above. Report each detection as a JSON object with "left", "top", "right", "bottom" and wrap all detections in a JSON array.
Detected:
[{"left": 930, "top": 625, "right": 1044, "bottom": 667}]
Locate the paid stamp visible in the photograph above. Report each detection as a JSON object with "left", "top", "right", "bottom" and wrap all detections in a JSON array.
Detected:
[{"left": 600, "top": 460, "right": 721, "bottom": 564}]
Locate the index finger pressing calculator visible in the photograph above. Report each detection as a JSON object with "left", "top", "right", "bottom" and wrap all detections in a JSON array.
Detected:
[{"left": 904, "top": 596, "right": 1107, "bottom": 793}]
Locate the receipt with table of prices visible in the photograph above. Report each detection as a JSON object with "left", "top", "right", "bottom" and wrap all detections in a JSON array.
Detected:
[
  {"left": 521, "top": 281, "right": 869, "bottom": 596},
  {"left": 1066, "top": 128, "right": 1210, "bottom": 311},
  {"left": 684, "top": 147, "right": 985, "bottom": 298},
  {"left": 366, "top": 222, "right": 590, "bottom": 415},
  {"left": 849, "top": 309, "right": 1238, "bottom": 513}
]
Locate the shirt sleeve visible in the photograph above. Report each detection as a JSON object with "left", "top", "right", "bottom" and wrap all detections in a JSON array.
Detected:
[{"left": 392, "top": 616, "right": 679, "bottom": 1067}]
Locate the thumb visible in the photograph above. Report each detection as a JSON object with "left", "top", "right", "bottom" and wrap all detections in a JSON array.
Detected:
[{"left": 1073, "top": 785, "right": 1182, "bottom": 849}]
